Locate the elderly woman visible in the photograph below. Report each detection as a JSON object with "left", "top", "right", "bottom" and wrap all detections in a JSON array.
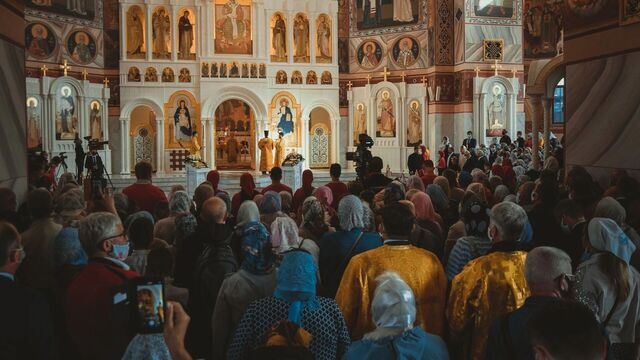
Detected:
[
  {"left": 314, "top": 186, "right": 337, "bottom": 223},
  {"left": 410, "top": 192, "right": 444, "bottom": 252},
  {"left": 406, "top": 175, "right": 425, "bottom": 192},
  {"left": 343, "top": 272, "right": 448, "bottom": 359},
  {"left": 595, "top": 196, "right": 640, "bottom": 268},
  {"left": 299, "top": 196, "right": 334, "bottom": 244},
  {"left": 445, "top": 200, "right": 492, "bottom": 280},
  {"left": 572, "top": 218, "right": 640, "bottom": 359},
  {"left": 271, "top": 216, "right": 320, "bottom": 265},
  {"left": 230, "top": 200, "right": 260, "bottom": 264},
  {"left": 212, "top": 220, "right": 277, "bottom": 360},
  {"left": 227, "top": 250, "right": 351, "bottom": 360},
  {"left": 319, "top": 195, "right": 383, "bottom": 298},
  {"left": 279, "top": 191, "right": 294, "bottom": 217},
  {"left": 154, "top": 190, "right": 191, "bottom": 245},
  {"left": 260, "top": 191, "right": 287, "bottom": 230}
]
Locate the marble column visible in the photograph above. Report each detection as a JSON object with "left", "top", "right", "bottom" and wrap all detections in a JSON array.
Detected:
[
  {"left": 155, "top": 118, "right": 165, "bottom": 173},
  {"left": 146, "top": 5, "right": 152, "bottom": 61},
  {"left": 301, "top": 116, "right": 309, "bottom": 169},
  {"left": 120, "top": 5, "right": 127, "bottom": 60},
  {"left": 309, "top": 13, "right": 317, "bottom": 64},
  {"left": 171, "top": 5, "right": 178, "bottom": 62},
  {"left": 42, "top": 93, "right": 51, "bottom": 153},
  {"left": 287, "top": 11, "right": 294, "bottom": 64},
  {"left": 541, "top": 97, "right": 551, "bottom": 161},
  {"left": 527, "top": 94, "right": 541, "bottom": 169},
  {"left": 120, "top": 117, "right": 129, "bottom": 174},
  {"left": 202, "top": 118, "right": 213, "bottom": 166}
]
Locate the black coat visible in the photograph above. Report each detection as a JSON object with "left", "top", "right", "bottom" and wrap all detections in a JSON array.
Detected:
[
  {"left": 463, "top": 137, "right": 477, "bottom": 149},
  {"left": 408, "top": 152, "right": 423, "bottom": 174}
]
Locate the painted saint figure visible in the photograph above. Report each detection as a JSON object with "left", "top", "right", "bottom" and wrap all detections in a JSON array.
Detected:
[
  {"left": 258, "top": 130, "right": 274, "bottom": 174},
  {"left": 354, "top": 103, "right": 366, "bottom": 144},
  {"left": 226, "top": 133, "right": 239, "bottom": 163},
  {"left": 173, "top": 100, "right": 193, "bottom": 141},
  {"left": 407, "top": 101, "right": 422, "bottom": 145},
  {"left": 317, "top": 16, "right": 331, "bottom": 61},
  {"left": 72, "top": 32, "right": 92, "bottom": 64},
  {"left": 28, "top": 24, "right": 51, "bottom": 58},
  {"left": 89, "top": 102, "right": 102, "bottom": 140},
  {"left": 178, "top": 11, "right": 193, "bottom": 59},
  {"left": 488, "top": 84, "right": 505, "bottom": 129},
  {"left": 128, "top": 11, "right": 144, "bottom": 56},
  {"left": 293, "top": 14, "right": 309, "bottom": 62},
  {"left": 276, "top": 99, "right": 294, "bottom": 135},
  {"left": 27, "top": 99, "right": 41, "bottom": 149},
  {"left": 272, "top": 14, "right": 287, "bottom": 61},
  {"left": 361, "top": 43, "right": 379, "bottom": 68},
  {"left": 59, "top": 87, "right": 75, "bottom": 135},
  {"left": 153, "top": 9, "right": 170, "bottom": 58},
  {"left": 378, "top": 91, "right": 395, "bottom": 137},
  {"left": 393, "top": 0, "right": 414, "bottom": 22},
  {"left": 397, "top": 38, "right": 415, "bottom": 67}
]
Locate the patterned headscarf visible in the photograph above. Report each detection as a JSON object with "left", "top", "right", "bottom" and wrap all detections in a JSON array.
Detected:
[
  {"left": 236, "top": 201, "right": 260, "bottom": 228},
  {"left": 426, "top": 184, "right": 449, "bottom": 213},
  {"left": 462, "top": 201, "right": 490, "bottom": 238},
  {"left": 302, "top": 196, "right": 324, "bottom": 228},
  {"left": 241, "top": 221, "right": 276, "bottom": 274},
  {"left": 271, "top": 216, "right": 302, "bottom": 254},
  {"left": 279, "top": 191, "right": 293, "bottom": 213},
  {"left": 122, "top": 333, "right": 171, "bottom": 360},
  {"left": 410, "top": 192, "right": 437, "bottom": 222},
  {"left": 384, "top": 182, "right": 405, "bottom": 205},
  {"left": 273, "top": 250, "right": 319, "bottom": 325},
  {"left": 259, "top": 191, "right": 282, "bottom": 214},
  {"left": 313, "top": 186, "right": 333, "bottom": 208},
  {"left": 588, "top": 217, "right": 636, "bottom": 264},
  {"left": 54, "top": 227, "right": 88, "bottom": 266},
  {"left": 125, "top": 211, "right": 155, "bottom": 229},
  {"left": 594, "top": 197, "right": 626, "bottom": 226},
  {"left": 406, "top": 175, "right": 425, "bottom": 192},
  {"left": 169, "top": 190, "right": 191, "bottom": 214},
  {"left": 338, "top": 195, "right": 365, "bottom": 231}
]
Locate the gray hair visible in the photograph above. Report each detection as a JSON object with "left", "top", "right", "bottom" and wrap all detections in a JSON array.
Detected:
[
  {"left": 78, "top": 212, "right": 122, "bottom": 256},
  {"left": 490, "top": 202, "right": 528, "bottom": 242},
  {"left": 169, "top": 190, "right": 191, "bottom": 214},
  {"left": 525, "top": 246, "right": 572, "bottom": 285}
]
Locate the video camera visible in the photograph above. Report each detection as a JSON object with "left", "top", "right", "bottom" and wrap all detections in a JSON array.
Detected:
[
  {"left": 346, "top": 134, "right": 374, "bottom": 183},
  {"left": 84, "top": 136, "right": 109, "bottom": 151},
  {"left": 59, "top": 152, "right": 68, "bottom": 160}
]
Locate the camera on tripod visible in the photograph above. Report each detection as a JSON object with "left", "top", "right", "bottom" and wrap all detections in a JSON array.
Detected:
[
  {"left": 59, "top": 152, "right": 68, "bottom": 160},
  {"left": 85, "top": 136, "right": 109, "bottom": 152},
  {"left": 346, "top": 134, "right": 374, "bottom": 183}
]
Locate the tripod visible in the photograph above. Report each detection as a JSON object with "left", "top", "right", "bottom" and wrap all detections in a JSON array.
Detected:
[
  {"left": 55, "top": 153, "right": 69, "bottom": 181},
  {"left": 84, "top": 151, "right": 114, "bottom": 199}
]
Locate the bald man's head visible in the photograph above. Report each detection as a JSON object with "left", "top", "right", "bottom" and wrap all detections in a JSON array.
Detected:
[
  {"left": 200, "top": 197, "right": 227, "bottom": 224},
  {"left": 193, "top": 184, "right": 215, "bottom": 212}
]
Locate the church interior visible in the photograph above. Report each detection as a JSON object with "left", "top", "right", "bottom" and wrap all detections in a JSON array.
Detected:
[{"left": 2, "top": 0, "right": 638, "bottom": 195}]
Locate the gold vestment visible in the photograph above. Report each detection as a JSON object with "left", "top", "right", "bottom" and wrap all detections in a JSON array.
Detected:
[
  {"left": 335, "top": 244, "right": 446, "bottom": 340},
  {"left": 258, "top": 137, "right": 274, "bottom": 172}
]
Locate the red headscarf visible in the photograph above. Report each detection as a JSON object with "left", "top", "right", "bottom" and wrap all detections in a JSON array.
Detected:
[
  {"left": 206, "top": 170, "right": 220, "bottom": 191},
  {"left": 240, "top": 173, "right": 256, "bottom": 196},
  {"left": 302, "top": 170, "right": 314, "bottom": 194},
  {"left": 410, "top": 192, "right": 437, "bottom": 222}
]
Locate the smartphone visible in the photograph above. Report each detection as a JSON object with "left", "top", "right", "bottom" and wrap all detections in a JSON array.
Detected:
[{"left": 134, "top": 277, "right": 166, "bottom": 334}]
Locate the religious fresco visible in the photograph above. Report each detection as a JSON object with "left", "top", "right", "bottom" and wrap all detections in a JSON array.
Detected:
[
  {"left": 67, "top": 30, "right": 97, "bottom": 64},
  {"left": 26, "top": 22, "right": 57, "bottom": 60},
  {"left": 162, "top": 67, "right": 174, "bottom": 82},
  {"left": 271, "top": 12, "right": 288, "bottom": 62},
  {"left": 128, "top": 67, "right": 141, "bottom": 82},
  {"left": 88, "top": 100, "right": 102, "bottom": 140},
  {"left": 27, "top": 0, "right": 98, "bottom": 22},
  {"left": 144, "top": 67, "right": 158, "bottom": 82},
  {"left": 55, "top": 85, "right": 78, "bottom": 140},
  {"left": 486, "top": 83, "right": 506, "bottom": 136},
  {"left": 353, "top": 0, "right": 419, "bottom": 29},
  {"left": 269, "top": 92, "right": 301, "bottom": 147},
  {"left": 214, "top": 99, "right": 255, "bottom": 170},
  {"left": 126, "top": 5, "right": 145, "bottom": 59},
  {"left": 321, "top": 71, "right": 333, "bottom": 84},
  {"left": 376, "top": 89, "right": 396, "bottom": 137},
  {"left": 524, "top": 0, "right": 564, "bottom": 58},
  {"left": 338, "top": 38, "right": 349, "bottom": 72},
  {"left": 307, "top": 70, "right": 318, "bottom": 84},
  {"left": 407, "top": 100, "right": 422, "bottom": 146},
  {"left": 26, "top": 97, "right": 42, "bottom": 150},
  {"left": 316, "top": 14, "right": 333, "bottom": 63},
  {"left": 356, "top": 40, "right": 383, "bottom": 69},
  {"left": 152, "top": 7, "right": 171, "bottom": 59},
  {"left": 563, "top": 0, "right": 618, "bottom": 35},
  {"left": 177, "top": 8, "right": 196, "bottom": 60},
  {"left": 179, "top": 68, "right": 191, "bottom": 82},
  {"left": 474, "top": 0, "right": 515, "bottom": 18},
  {"left": 353, "top": 102, "right": 367, "bottom": 145},
  {"left": 164, "top": 92, "right": 200, "bottom": 150},
  {"left": 293, "top": 13, "right": 310, "bottom": 63},
  {"left": 214, "top": 0, "right": 252, "bottom": 55},
  {"left": 391, "top": 36, "right": 419, "bottom": 68}
]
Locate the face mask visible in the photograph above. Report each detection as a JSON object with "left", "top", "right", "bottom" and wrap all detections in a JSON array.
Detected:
[{"left": 110, "top": 242, "right": 130, "bottom": 261}]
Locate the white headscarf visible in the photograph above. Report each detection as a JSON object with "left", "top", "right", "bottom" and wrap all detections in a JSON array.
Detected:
[
  {"left": 588, "top": 217, "right": 636, "bottom": 264},
  {"left": 270, "top": 216, "right": 301, "bottom": 254},
  {"left": 366, "top": 271, "right": 416, "bottom": 338},
  {"left": 338, "top": 195, "right": 365, "bottom": 231}
]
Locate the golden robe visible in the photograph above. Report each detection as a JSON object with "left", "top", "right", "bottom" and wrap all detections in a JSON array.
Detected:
[
  {"left": 335, "top": 244, "right": 446, "bottom": 340},
  {"left": 447, "top": 251, "right": 529, "bottom": 360},
  {"left": 258, "top": 137, "right": 274, "bottom": 172},
  {"left": 274, "top": 138, "right": 285, "bottom": 167}
]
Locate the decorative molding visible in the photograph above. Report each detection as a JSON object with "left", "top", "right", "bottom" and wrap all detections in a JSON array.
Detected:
[{"left": 26, "top": 1, "right": 104, "bottom": 28}]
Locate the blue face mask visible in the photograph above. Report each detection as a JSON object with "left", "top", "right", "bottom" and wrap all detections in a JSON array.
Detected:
[{"left": 111, "top": 242, "right": 130, "bottom": 261}]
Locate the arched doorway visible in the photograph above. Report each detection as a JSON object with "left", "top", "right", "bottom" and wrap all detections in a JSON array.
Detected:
[
  {"left": 308, "top": 107, "right": 331, "bottom": 168},
  {"left": 130, "top": 105, "right": 157, "bottom": 171},
  {"left": 214, "top": 99, "right": 256, "bottom": 170}
]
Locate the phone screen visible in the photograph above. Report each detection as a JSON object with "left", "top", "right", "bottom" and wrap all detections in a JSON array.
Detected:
[{"left": 135, "top": 278, "right": 165, "bottom": 333}]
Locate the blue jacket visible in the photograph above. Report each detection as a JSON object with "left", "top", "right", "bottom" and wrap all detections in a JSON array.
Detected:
[{"left": 343, "top": 327, "right": 449, "bottom": 360}]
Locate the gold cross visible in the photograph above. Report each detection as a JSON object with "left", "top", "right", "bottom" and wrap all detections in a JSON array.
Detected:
[
  {"left": 491, "top": 59, "right": 502, "bottom": 76},
  {"left": 59, "top": 59, "right": 71, "bottom": 76},
  {"left": 81, "top": 69, "right": 88, "bottom": 81},
  {"left": 347, "top": 81, "right": 353, "bottom": 91},
  {"left": 421, "top": 75, "right": 428, "bottom": 87},
  {"left": 474, "top": 66, "right": 480, "bottom": 77},
  {"left": 381, "top": 66, "right": 391, "bottom": 82},
  {"left": 103, "top": 77, "right": 110, "bottom": 88},
  {"left": 40, "top": 64, "right": 48, "bottom": 77},
  {"left": 511, "top": 68, "right": 518, "bottom": 78},
  {"left": 366, "top": 74, "right": 371, "bottom": 84},
  {"left": 400, "top": 72, "right": 406, "bottom": 82}
]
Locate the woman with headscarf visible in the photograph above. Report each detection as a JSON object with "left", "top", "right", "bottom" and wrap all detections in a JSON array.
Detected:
[
  {"left": 595, "top": 196, "right": 640, "bottom": 269},
  {"left": 299, "top": 196, "right": 334, "bottom": 244},
  {"left": 445, "top": 200, "right": 492, "bottom": 280},
  {"left": 343, "top": 272, "right": 448, "bottom": 359},
  {"left": 231, "top": 173, "right": 260, "bottom": 217},
  {"left": 227, "top": 251, "right": 351, "bottom": 360},
  {"left": 445, "top": 192, "right": 482, "bottom": 261},
  {"left": 293, "top": 169, "right": 315, "bottom": 213},
  {"left": 406, "top": 175, "right": 425, "bottom": 192},
  {"left": 313, "top": 186, "right": 337, "bottom": 224},
  {"left": 420, "top": 145, "right": 430, "bottom": 161},
  {"left": 271, "top": 216, "right": 320, "bottom": 265},
  {"left": 443, "top": 169, "right": 465, "bottom": 204},
  {"left": 459, "top": 171, "right": 473, "bottom": 190},
  {"left": 384, "top": 181, "right": 405, "bottom": 206},
  {"left": 427, "top": 183, "right": 457, "bottom": 231},
  {"left": 501, "top": 157, "right": 517, "bottom": 192},
  {"left": 409, "top": 192, "right": 444, "bottom": 255},
  {"left": 405, "top": 197, "right": 443, "bottom": 260},
  {"left": 279, "top": 191, "right": 294, "bottom": 217},
  {"left": 319, "top": 195, "right": 383, "bottom": 298},
  {"left": 206, "top": 170, "right": 225, "bottom": 194},
  {"left": 493, "top": 184, "right": 510, "bottom": 204},
  {"left": 572, "top": 218, "right": 640, "bottom": 359},
  {"left": 259, "top": 191, "right": 287, "bottom": 230},
  {"left": 230, "top": 201, "right": 261, "bottom": 264},
  {"left": 211, "top": 221, "right": 277, "bottom": 360},
  {"left": 154, "top": 190, "right": 191, "bottom": 244}
]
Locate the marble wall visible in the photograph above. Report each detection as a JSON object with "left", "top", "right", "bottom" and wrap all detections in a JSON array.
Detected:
[
  {"left": 566, "top": 50, "right": 640, "bottom": 184},
  {"left": 465, "top": 25, "right": 522, "bottom": 63}
]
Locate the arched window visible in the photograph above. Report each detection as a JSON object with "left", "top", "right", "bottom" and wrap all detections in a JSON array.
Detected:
[{"left": 552, "top": 77, "right": 564, "bottom": 124}]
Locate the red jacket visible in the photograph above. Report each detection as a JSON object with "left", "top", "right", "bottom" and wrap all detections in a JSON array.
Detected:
[
  {"left": 122, "top": 183, "right": 168, "bottom": 214},
  {"left": 261, "top": 182, "right": 293, "bottom": 195},
  {"left": 65, "top": 258, "right": 138, "bottom": 360}
]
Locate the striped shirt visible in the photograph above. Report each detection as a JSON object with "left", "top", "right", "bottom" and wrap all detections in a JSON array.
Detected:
[{"left": 446, "top": 236, "right": 492, "bottom": 281}]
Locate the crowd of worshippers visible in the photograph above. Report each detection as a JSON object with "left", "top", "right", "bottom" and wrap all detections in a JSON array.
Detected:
[{"left": 1, "top": 140, "right": 640, "bottom": 360}]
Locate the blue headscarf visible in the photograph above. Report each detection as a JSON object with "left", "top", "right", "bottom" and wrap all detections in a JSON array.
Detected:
[
  {"left": 459, "top": 171, "right": 473, "bottom": 189},
  {"left": 241, "top": 221, "right": 276, "bottom": 275},
  {"left": 54, "top": 227, "right": 88, "bottom": 266},
  {"left": 259, "top": 191, "right": 282, "bottom": 214},
  {"left": 273, "top": 250, "right": 320, "bottom": 325},
  {"left": 426, "top": 184, "right": 449, "bottom": 213}
]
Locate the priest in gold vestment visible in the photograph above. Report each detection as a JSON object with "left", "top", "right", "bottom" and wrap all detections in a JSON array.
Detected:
[
  {"left": 274, "top": 132, "right": 285, "bottom": 167},
  {"left": 335, "top": 202, "right": 447, "bottom": 340},
  {"left": 447, "top": 202, "right": 530, "bottom": 359},
  {"left": 258, "top": 130, "right": 274, "bottom": 174}
]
